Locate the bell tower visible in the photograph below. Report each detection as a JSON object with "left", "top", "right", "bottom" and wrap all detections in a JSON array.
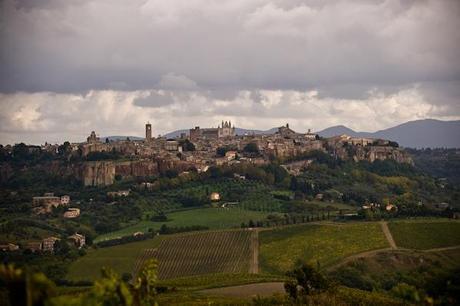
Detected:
[{"left": 145, "top": 122, "right": 152, "bottom": 142}]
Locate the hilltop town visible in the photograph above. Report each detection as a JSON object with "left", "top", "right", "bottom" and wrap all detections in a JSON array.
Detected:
[{"left": 1, "top": 121, "right": 412, "bottom": 187}]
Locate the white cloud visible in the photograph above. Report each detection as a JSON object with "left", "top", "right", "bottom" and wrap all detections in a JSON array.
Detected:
[{"left": 0, "top": 85, "right": 457, "bottom": 144}]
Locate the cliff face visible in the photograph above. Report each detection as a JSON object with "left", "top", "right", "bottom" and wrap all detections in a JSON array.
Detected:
[
  {"left": 114, "top": 160, "right": 159, "bottom": 178},
  {"left": 81, "top": 159, "right": 164, "bottom": 186},
  {"left": 333, "top": 145, "right": 413, "bottom": 164},
  {"left": 82, "top": 161, "right": 115, "bottom": 186}
]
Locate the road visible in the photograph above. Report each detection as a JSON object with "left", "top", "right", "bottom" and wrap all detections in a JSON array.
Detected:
[
  {"left": 380, "top": 221, "right": 397, "bottom": 249},
  {"left": 249, "top": 229, "right": 259, "bottom": 274}
]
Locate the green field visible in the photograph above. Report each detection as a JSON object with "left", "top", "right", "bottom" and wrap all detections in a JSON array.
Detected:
[
  {"left": 67, "top": 237, "right": 162, "bottom": 281},
  {"left": 95, "top": 208, "right": 273, "bottom": 242},
  {"left": 152, "top": 230, "right": 253, "bottom": 279},
  {"left": 157, "top": 273, "right": 288, "bottom": 290},
  {"left": 388, "top": 220, "right": 460, "bottom": 250},
  {"left": 259, "top": 223, "right": 389, "bottom": 274}
]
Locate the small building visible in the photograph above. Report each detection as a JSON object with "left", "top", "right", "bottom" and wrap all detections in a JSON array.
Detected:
[
  {"left": 42, "top": 237, "right": 60, "bottom": 252},
  {"left": 0, "top": 243, "right": 19, "bottom": 252},
  {"left": 68, "top": 233, "right": 85, "bottom": 249},
  {"left": 385, "top": 204, "right": 397, "bottom": 211},
  {"left": 165, "top": 140, "right": 179, "bottom": 151},
  {"left": 63, "top": 208, "right": 80, "bottom": 218},
  {"left": 60, "top": 195, "right": 71, "bottom": 205},
  {"left": 33, "top": 196, "right": 61, "bottom": 207},
  {"left": 225, "top": 151, "right": 237, "bottom": 161},
  {"left": 210, "top": 192, "right": 221, "bottom": 201}
]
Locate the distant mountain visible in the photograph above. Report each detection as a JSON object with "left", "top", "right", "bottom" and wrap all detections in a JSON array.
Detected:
[
  {"left": 316, "top": 125, "right": 359, "bottom": 138},
  {"left": 317, "top": 119, "right": 460, "bottom": 148}
]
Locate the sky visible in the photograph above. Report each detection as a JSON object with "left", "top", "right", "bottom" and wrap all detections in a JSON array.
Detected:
[{"left": 0, "top": 0, "right": 459, "bottom": 144}]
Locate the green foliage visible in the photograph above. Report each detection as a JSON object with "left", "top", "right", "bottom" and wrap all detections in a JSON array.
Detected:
[
  {"left": 85, "top": 150, "right": 123, "bottom": 161},
  {"left": 95, "top": 207, "right": 273, "bottom": 242},
  {"left": 67, "top": 237, "right": 162, "bottom": 282},
  {"left": 285, "top": 263, "right": 330, "bottom": 300},
  {"left": 388, "top": 220, "right": 460, "bottom": 249},
  {"left": 390, "top": 282, "right": 421, "bottom": 303},
  {"left": 180, "top": 139, "right": 195, "bottom": 151},
  {"left": 0, "top": 264, "right": 56, "bottom": 306},
  {"left": 243, "top": 142, "right": 259, "bottom": 154}
]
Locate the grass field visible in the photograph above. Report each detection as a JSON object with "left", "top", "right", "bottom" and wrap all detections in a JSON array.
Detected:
[
  {"left": 149, "top": 230, "right": 253, "bottom": 279},
  {"left": 388, "top": 220, "right": 460, "bottom": 250},
  {"left": 157, "top": 273, "right": 288, "bottom": 290},
  {"left": 259, "top": 223, "right": 389, "bottom": 274},
  {"left": 66, "top": 237, "right": 162, "bottom": 281},
  {"left": 95, "top": 208, "right": 272, "bottom": 242}
]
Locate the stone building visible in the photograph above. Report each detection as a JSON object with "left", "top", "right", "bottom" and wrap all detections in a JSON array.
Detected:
[
  {"left": 87, "top": 131, "right": 100, "bottom": 144},
  {"left": 190, "top": 121, "right": 236, "bottom": 140},
  {"left": 68, "top": 233, "right": 85, "bottom": 249},
  {"left": 63, "top": 208, "right": 80, "bottom": 218},
  {"left": 42, "top": 237, "right": 60, "bottom": 252},
  {"left": 145, "top": 122, "right": 152, "bottom": 142}
]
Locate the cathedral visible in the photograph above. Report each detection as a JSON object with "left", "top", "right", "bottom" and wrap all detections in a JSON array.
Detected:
[{"left": 190, "top": 121, "right": 236, "bottom": 140}]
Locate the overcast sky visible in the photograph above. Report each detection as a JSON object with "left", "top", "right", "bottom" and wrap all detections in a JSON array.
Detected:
[{"left": 1, "top": 0, "right": 459, "bottom": 144}]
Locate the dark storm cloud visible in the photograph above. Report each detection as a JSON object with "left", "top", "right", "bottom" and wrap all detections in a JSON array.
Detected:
[
  {"left": 1, "top": 0, "right": 459, "bottom": 96},
  {"left": 0, "top": 0, "right": 460, "bottom": 144}
]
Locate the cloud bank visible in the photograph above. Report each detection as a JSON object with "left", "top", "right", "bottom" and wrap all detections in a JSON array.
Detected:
[{"left": 0, "top": 0, "right": 459, "bottom": 143}]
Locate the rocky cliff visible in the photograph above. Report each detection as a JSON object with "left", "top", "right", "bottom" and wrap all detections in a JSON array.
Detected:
[
  {"left": 80, "top": 159, "right": 193, "bottom": 186},
  {"left": 82, "top": 161, "right": 115, "bottom": 186}
]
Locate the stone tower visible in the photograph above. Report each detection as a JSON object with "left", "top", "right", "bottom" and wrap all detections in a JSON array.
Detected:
[{"left": 145, "top": 122, "right": 152, "bottom": 142}]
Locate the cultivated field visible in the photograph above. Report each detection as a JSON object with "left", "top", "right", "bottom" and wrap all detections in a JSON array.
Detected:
[
  {"left": 66, "top": 237, "right": 162, "bottom": 281},
  {"left": 388, "top": 220, "right": 460, "bottom": 250},
  {"left": 259, "top": 223, "right": 389, "bottom": 274},
  {"left": 157, "top": 273, "right": 288, "bottom": 290},
  {"left": 95, "top": 208, "right": 272, "bottom": 242},
  {"left": 135, "top": 230, "right": 253, "bottom": 280}
]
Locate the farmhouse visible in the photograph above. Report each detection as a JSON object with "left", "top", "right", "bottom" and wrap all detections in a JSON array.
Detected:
[
  {"left": 68, "top": 233, "right": 86, "bottom": 249},
  {"left": 42, "top": 237, "right": 60, "bottom": 252},
  {"left": 64, "top": 208, "right": 80, "bottom": 218},
  {"left": 210, "top": 192, "right": 221, "bottom": 201},
  {"left": 33, "top": 193, "right": 70, "bottom": 214}
]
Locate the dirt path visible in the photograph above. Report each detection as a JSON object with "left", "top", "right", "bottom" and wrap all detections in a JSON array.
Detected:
[
  {"left": 380, "top": 221, "right": 397, "bottom": 249},
  {"left": 325, "top": 247, "right": 393, "bottom": 271},
  {"left": 249, "top": 229, "right": 259, "bottom": 274},
  {"left": 200, "top": 282, "right": 285, "bottom": 298},
  {"left": 423, "top": 245, "right": 460, "bottom": 252}
]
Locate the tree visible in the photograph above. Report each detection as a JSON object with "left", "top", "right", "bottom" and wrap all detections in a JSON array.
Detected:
[
  {"left": 0, "top": 264, "right": 56, "bottom": 306},
  {"left": 216, "top": 146, "right": 228, "bottom": 157},
  {"left": 58, "top": 141, "right": 71, "bottom": 156},
  {"left": 182, "top": 139, "right": 196, "bottom": 151},
  {"left": 243, "top": 142, "right": 259, "bottom": 154},
  {"left": 285, "top": 263, "right": 330, "bottom": 300}
]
